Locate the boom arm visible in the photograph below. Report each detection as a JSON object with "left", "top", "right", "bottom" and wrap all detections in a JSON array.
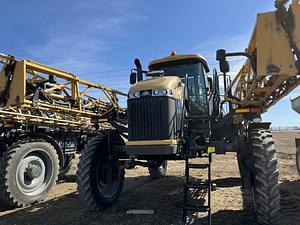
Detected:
[
  {"left": 0, "top": 53, "right": 127, "bottom": 129},
  {"left": 220, "top": 0, "right": 300, "bottom": 112}
]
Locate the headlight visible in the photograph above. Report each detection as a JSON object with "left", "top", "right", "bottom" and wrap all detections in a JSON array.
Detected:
[
  {"left": 161, "top": 89, "right": 168, "bottom": 95},
  {"left": 152, "top": 89, "right": 173, "bottom": 97},
  {"left": 128, "top": 91, "right": 140, "bottom": 99},
  {"left": 129, "top": 89, "right": 173, "bottom": 99},
  {"left": 153, "top": 89, "right": 159, "bottom": 96},
  {"left": 134, "top": 91, "right": 140, "bottom": 98}
]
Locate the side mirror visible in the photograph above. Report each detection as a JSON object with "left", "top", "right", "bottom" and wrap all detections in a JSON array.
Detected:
[
  {"left": 219, "top": 60, "right": 230, "bottom": 73},
  {"left": 130, "top": 72, "right": 137, "bottom": 85},
  {"left": 216, "top": 49, "right": 230, "bottom": 74},
  {"left": 216, "top": 49, "right": 226, "bottom": 61},
  {"left": 207, "top": 77, "right": 213, "bottom": 90}
]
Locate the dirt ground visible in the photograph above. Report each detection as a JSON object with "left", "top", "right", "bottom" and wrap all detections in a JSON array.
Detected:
[{"left": 0, "top": 131, "right": 299, "bottom": 225}]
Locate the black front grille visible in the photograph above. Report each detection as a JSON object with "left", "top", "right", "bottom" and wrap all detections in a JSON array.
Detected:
[{"left": 128, "top": 97, "right": 176, "bottom": 141}]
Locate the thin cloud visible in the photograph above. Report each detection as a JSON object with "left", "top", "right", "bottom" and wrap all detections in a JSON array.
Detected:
[
  {"left": 26, "top": 2, "right": 147, "bottom": 78},
  {"left": 191, "top": 34, "right": 249, "bottom": 60}
]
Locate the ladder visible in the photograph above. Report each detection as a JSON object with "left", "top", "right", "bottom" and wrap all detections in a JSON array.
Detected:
[
  {"left": 182, "top": 153, "right": 212, "bottom": 225},
  {"left": 181, "top": 77, "right": 213, "bottom": 224}
]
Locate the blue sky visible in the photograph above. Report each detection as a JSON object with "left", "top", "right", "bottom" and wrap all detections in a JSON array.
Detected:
[{"left": 1, "top": 0, "right": 299, "bottom": 126}]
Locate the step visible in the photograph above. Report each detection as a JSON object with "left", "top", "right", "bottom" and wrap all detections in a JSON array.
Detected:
[
  {"left": 185, "top": 182, "right": 216, "bottom": 191},
  {"left": 187, "top": 163, "right": 209, "bottom": 169},
  {"left": 189, "top": 146, "right": 207, "bottom": 151},
  {"left": 185, "top": 182, "right": 210, "bottom": 190},
  {"left": 190, "top": 129, "right": 210, "bottom": 134},
  {"left": 186, "top": 115, "right": 210, "bottom": 120},
  {"left": 183, "top": 204, "right": 210, "bottom": 212}
]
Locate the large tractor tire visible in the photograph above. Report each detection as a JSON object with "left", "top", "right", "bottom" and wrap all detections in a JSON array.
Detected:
[
  {"left": 77, "top": 135, "right": 124, "bottom": 211},
  {"left": 0, "top": 140, "right": 59, "bottom": 208},
  {"left": 249, "top": 129, "right": 280, "bottom": 225},
  {"left": 296, "top": 146, "right": 300, "bottom": 176},
  {"left": 148, "top": 160, "right": 168, "bottom": 179}
]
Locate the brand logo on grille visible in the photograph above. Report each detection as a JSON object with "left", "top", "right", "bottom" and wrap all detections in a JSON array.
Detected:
[{"left": 141, "top": 90, "right": 151, "bottom": 96}]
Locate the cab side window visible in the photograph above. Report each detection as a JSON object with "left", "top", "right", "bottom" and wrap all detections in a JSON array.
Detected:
[{"left": 187, "top": 65, "right": 208, "bottom": 115}]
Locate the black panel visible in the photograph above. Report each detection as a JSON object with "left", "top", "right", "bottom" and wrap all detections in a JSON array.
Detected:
[
  {"left": 126, "top": 144, "right": 178, "bottom": 155},
  {"left": 128, "top": 96, "right": 178, "bottom": 141}
]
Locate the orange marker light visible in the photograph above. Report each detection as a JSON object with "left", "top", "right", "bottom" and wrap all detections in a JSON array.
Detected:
[{"left": 170, "top": 50, "right": 176, "bottom": 56}]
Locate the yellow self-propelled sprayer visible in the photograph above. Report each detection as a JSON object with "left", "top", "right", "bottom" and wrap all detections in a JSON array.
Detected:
[
  {"left": 0, "top": 53, "right": 127, "bottom": 207},
  {"left": 76, "top": 1, "right": 300, "bottom": 225},
  {"left": 2, "top": 1, "right": 296, "bottom": 224}
]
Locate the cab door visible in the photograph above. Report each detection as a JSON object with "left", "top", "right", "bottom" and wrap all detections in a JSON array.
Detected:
[{"left": 185, "top": 65, "right": 208, "bottom": 116}]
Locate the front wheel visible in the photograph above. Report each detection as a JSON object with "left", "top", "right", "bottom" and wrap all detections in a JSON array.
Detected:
[
  {"left": 296, "top": 147, "right": 300, "bottom": 176},
  {"left": 249, "top": 129, "right": 280, "bottom": 225},
  {"left": 77, "top": 135, "right": 124, "bottom": 211}
]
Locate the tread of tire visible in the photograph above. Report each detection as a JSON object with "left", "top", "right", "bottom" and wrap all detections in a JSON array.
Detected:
[
  {"left": 77, "top": 135, "right": 124, "bottom": 211},
  {"left": 296, "top": 147, "right": 300, "bottom": 176},
  {"left": 0, "top": 139, "right": 59, "bottom": 207},
  {"left": 250, "top": 129, "right": 280, "bottom": 225}
]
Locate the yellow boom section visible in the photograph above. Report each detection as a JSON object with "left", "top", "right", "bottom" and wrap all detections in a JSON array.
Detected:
[
  {"left": 225, "top": 0, "right": 300, "bottom": 112},
  {"left": 0, "top": 53, "right": 126, "bottom": 129}
]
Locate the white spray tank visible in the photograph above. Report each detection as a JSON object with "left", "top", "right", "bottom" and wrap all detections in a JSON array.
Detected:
[{"left": 291, "top": 96, "right": 300, "bottom": 114}]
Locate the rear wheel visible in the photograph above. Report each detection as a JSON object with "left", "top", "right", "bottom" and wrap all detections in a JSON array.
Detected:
[
  {"left": 0, "top": 141, "right": 59, "bottom": 207},
  {"left": 249, "top": 129, "right": 280, "bottom": 225},
  {"left": 77, "top": 135, "right": 124, "bottom": 211},
  {"left": 296, "top": 146, "right": 300, "bottom": 176},
  {"left": 148, "top": 160, "right": 168, "bottom": 179}
]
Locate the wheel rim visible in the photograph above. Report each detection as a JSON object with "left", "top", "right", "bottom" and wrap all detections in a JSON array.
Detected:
[
  {"left": 158, "top": 161, "right": 166, "bottom": 173},
  {"left": 16, "top": 148, "right": 54, "bottom": 196},
  {"left": 96, "top": 159, "right": 121, "bottom": 199}
]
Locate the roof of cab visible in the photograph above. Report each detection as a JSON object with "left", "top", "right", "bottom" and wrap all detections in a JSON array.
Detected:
[{"left": 149, "top": 54, "right": 210, "bottom": 73}]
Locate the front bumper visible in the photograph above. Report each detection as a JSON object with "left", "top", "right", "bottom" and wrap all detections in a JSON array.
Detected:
[{"left": 126, "top": 140, "right": 179, "bottom": 155}]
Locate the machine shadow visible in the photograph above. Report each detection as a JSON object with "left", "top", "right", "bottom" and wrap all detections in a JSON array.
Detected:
[
  {"left": 279, "top": 179, "right": 300, "bottom": 225},
  {"left": 189, "top": 179, "right": 300, "bottom": 225},
  {"left": 0, "top": 176, "right": 184, "bottom": 225},
  {"left": 57, "top": 174, "right": 77, "bottom": 183},
  {"left": 0, "top": 205, "right": 14, "bottom": 213},
  {"left": 0, "top": 176, "right": 245, "bottom": 225},
  {"left": 188, "top": 209, "right": 255, "bottom": 225},
  {"left": 212, "top": 177, "right": 241, "bottom": 188},
  {"left": 1, "top": 176, "right": 298, "bottom": 225}
]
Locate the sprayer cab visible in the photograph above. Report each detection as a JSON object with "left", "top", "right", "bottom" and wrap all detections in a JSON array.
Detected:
[{"left": 126, "top": 53, "right": 210, "bottom": 156}]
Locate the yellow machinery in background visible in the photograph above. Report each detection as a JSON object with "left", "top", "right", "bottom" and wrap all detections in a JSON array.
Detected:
[
  {"left": 0, "top": 53, "right": 126, "bottom": 128},
  {"left": 0, "top": 53, "right": 126, "bottom": 207},
  {"left": 222, "top": 0, "right": 300, "bottom": 114}
]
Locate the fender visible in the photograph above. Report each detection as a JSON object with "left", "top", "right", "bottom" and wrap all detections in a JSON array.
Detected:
[
  {"left": 17, "top": 133, "right": 64, "bottom": 168},
  {"left": 248, "top": 122, "right": 271, "bottom": 131}
]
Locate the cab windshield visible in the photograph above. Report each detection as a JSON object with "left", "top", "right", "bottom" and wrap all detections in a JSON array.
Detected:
[{"left": 152, "top": 63, "right": 208, "bottom": 115}]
